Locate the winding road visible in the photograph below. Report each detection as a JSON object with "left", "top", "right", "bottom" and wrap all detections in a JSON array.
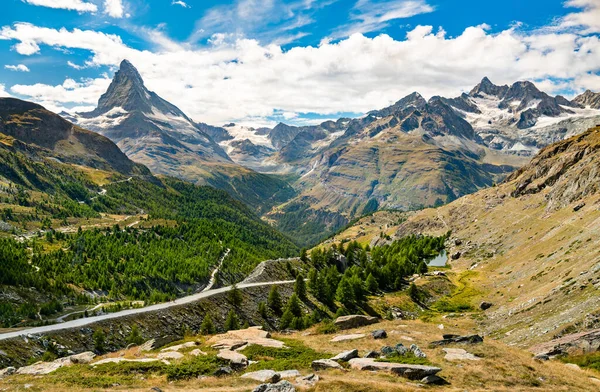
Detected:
[{"left": 0, "top": 280, "right": 294, "bottom": 341}]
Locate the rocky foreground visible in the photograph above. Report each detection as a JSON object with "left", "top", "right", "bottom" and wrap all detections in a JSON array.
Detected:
[{"left": 1, "top": 315, "right": 599, "bottom": 391}]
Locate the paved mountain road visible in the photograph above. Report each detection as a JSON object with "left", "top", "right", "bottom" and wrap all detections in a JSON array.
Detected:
[{"left": 0, "top": 280, "right": 294, "bottom": 341}]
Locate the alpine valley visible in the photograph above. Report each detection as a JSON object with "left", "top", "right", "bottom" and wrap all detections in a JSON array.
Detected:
[{"left": 65, "top": 61, "right": 600, "bottom": 246}]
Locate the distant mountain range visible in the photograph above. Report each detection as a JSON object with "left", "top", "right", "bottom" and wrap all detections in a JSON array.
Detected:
[{"left": 62, "top": 61, "right": 600, "bottom": 245}]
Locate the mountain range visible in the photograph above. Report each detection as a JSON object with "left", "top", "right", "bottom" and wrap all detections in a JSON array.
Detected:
[{"left": 62, "top": 60, "right": 600, "bottom": 245}]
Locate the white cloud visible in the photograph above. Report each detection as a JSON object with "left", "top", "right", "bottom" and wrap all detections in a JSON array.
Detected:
[
  {"left": 331, "top": 0, "right": 435, "bottom": 39},
  {"left": 1, "top": 3, "right": 600, "bottom": 125},
  {"left": 103, "top": 0, "right": 125, "bottom": 18},
  {"left": 172, "top": 0, "right": 190, "bottom": 8},
  {"left": 22, "top": 0, "right": 97, "bottom": 13},
  {"left": 560, "top": 0, "right": 600, "bottom": 33},
  {"left": 5, "top": 64, "right": 30, "bottom": 72},
  {"left": 0, "top": 84, "right": 11, "bottom": 97}
]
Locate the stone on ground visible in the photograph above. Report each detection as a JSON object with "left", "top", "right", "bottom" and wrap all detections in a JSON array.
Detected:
[
  {"left": 208, "top": 327, "right": 284, "bottom": 350},
  {"left": 16, "top": 352, "right": 96, "bottom": 375},
  {"left": 278, "top": 370, "right": 300, "bottom": 378},
  {"left": 295, "top": 373, "right": 319, "bottom": 388},
  {"left": 161, "top": 341, "right": 198, "bottom": 352},
  {"left": 157, "top": 351, "right": 184, "bottom": 360},
  {"left": 331, "top": 333, "right": 366, "bottom": 342},
  {"left": 442, "top": 348, "right": 481, "bottom": 361},
  {"left": 364, "top": 351, "right": 380, "bottom": 358},
  {"left": 348, "top": 358, "right": 441, "bottom": 380},
  {"left": 331, "top": 349, "right": 359, "bottom": 362},
  {"left": 190, "top": 348, "right": 207, "bottom": 356},
  {"left": 213, "top": 366, "right": 233, "bottom": 376},
  {"left": 92, "top": 358, "right": 159, "bottom": 366},
  {"left": 311, "top": 359, "right": 344, "bottom": 371},
  {"left": 252, "top": 380, "right": 296, "bottom": 392},
  {"left": 372, "top": 330, "right": 387, "bottom": 339},
  {"left": 334, "top": 315, "right": 379, "bottom": 330},
  {"left": 217, "top": 349, "right": 248, "bottom": 369},
  {"left": 242, "top": 370, "right": 281, "bottom": 383}
]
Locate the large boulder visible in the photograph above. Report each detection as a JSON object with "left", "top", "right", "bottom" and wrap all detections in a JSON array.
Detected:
[
  {"left": 331, "top": 349, "right": 359, "bottom": 362},
  {"left": 334, "top": 315, "right": 379, "bottom": 330},
  {"left": 311, "top": 359, "right": 344, "bottom": 371},
  {"left": 217, "top": 349, "right": 248, "bottom": 369},
  {"left": 372, "top": 330, "right": 387, "bottom": 339},
  {"left": 348, "top": 358, "right": 441, "bottom": 380},
  {"left": 253, "top": 380, "right": 296, "bottom": 392},
  {"left": 0, "top": 367, "right": 16, "bottom": 378}
]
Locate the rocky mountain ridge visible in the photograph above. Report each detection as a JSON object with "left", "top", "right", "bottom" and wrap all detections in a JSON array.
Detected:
[{"left": 65, "top": 60, "right": 295, "bottom": 213}]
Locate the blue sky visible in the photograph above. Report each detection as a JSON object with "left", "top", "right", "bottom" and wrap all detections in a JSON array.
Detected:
[{"left": 1, "top": 0, "right": 599, "bottom": 125}]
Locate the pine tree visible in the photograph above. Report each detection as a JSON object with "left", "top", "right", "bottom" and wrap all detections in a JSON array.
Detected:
[
  {"left": 267, "top": 286, "right": 282, "bottom": 315},
  {"left": 300, "top": 248, "right": 308, "bottom": 262},
  {"left": 224, "top": 309, "right": 240, "bottom": 331},
  {"left": 279, "top": 309, "right": 294, "bottom": 330},
  {"left": 285, "top": 293, "right": 302, "bottom": 317},
  {"left": 294, "top": 274, "right": 307, "bottom": 300},
  {"left": 258, "top": 301, "right": 268, "bottom": 318},
  {"left": 336, "top": 277, "right": 355, "bottom": 308},
  {"left": 228, "top": 284, "right": 243, "bottom": 307},
  {"left": 366, "top": 273, "right": 378, "bottom": 293},
  {"left": 126, "top": 324, "right": 144, "bottom": 345},
  {"left": 92, "top": 328, "right": 105, "bottom": 353},
  {"left": 200, "top": 314, "right": 216, "bottom": 335}
]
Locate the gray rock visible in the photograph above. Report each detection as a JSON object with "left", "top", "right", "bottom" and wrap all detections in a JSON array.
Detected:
[
  {"left": 331, "top": 349, "right": 359, "bottom": 362},
  {"left": 395, "top": 343, "right": 408, "bottom": 355},
  {"left": 217, "top": 349, "right": 248, "bottom": 369},
  {"left": 213, "top": 366, "right": 233, "bottom": 376},
  {"left": 311, "top": 359, "right": 344, "bottom": 371},
  {"left": 295, "top": 373, "right": 319, "bottom": 388},
  {"left": 534, "top": 354, "right": 550, "bottom": 361},
  {"left": 150, "top": 388, "right": 163, "bottom": 392},
  {"left": 381, "top": 346, "right": 396, "bottom": 355},
  {"left": 334, "top": 315, "right": 379, "bottom": 330},
  {"left": 480, "top": 301, "right": 493, "bottom": 310},
  {"left": 278, "top": 370, "right": 300, "bottom": 379},
  {"left": 451, "top": 251, "right": 461, "bottom": 260},
  {"left": 372, "top": 330, "right": 387, "bottom": 339},
  {"left": 349, "top": 358, "right": 441, "bottom": 380},
  {"left": 431, "top": 334, "right": 484, "bottom": 346},
  {"left": 252, "top": 380, "right": 296, "bottom": 392},
  {"left": 421, "top": 375, "right": 449, "bottom": 385},
  {"left": 0, "top": 366, "right": 16, "bottom": 378},
  {"left": 242, "top": 370, "right": 281, "bottom": 383},
  {"left": 364, "top": 351, "right": 380, "bottom": 358}
]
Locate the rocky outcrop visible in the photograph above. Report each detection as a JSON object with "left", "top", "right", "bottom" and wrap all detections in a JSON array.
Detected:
[
  {"left": 530, "top": 328, "right": 600, "bottom": 357},
  {"left": 217, "top": 349, "right": 248, "bottom": 369},
  {"left": 330, "top": 334, "right": 367, "bottom": 342},
  {"left": 15, "top": 351, "right": 95, "bottom": 375},
  {"left": 573, "top": 90, "right": 600, "bottom": 109},
  {"left": 507, "top": 126, "right": 600, "bottom": 210},
  {"left": 334, "top": 315, "right": 379, "bottom": 330}
]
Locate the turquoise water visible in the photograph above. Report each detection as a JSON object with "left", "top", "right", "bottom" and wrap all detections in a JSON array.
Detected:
[{"left": 427, "top": 250, "right": 447, "bottom": 267}]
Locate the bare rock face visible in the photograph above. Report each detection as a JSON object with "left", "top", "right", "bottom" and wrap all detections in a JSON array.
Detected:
[
  {"left": 348, "top": 358, "right": 441, "bottom": 380},
  {"left": 334, "top": 315, "right": 379, "bottom": 330},
  {"left": 530, "top": 328, "right": 600, "bottom": 357}
]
